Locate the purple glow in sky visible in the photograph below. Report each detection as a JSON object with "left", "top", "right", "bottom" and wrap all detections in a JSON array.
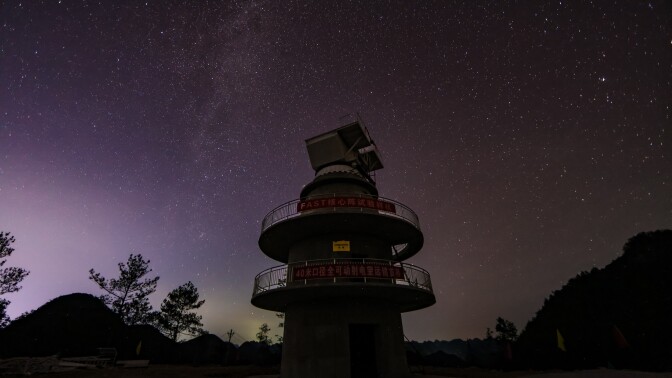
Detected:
[{"left": 1, "top": 1, "right": 670, "bottom": 342}]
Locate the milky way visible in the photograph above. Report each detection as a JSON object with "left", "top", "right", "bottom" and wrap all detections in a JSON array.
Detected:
[{"left": 1, "top": 1, "right": 670, "bottom": 342}]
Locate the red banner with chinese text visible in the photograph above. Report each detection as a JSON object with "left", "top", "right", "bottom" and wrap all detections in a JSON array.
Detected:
[
  {"left": 291, "top": 263, "right": 404, "bottom": 281},
  {"left": 296, "top": 197, "right": 397, "bottom": 213}
]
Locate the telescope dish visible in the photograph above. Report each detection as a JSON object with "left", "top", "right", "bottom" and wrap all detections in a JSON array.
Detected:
[{"left": 305, "top": 121, "right": 383, "bottom": 176}]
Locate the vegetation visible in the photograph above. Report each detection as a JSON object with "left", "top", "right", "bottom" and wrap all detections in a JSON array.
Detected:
[
  {"left": 0, "top": 293, "right": 281, "bottom": 366},
  {"left": 2, "top": 229, "right": 671, "bottom": 371},
  {"left": 155, "top": 281, "right": 206, "bottom": 341},
  {"left": 494, "top": 317, "right": 518, "bottom": 343},
  {"left": 485, "top": 327, "right": 494, "bottom": 340},
  {"left": 275, "top": 312, "right": 284, "bottom": 343},
  {"left": 0, "top": 232, "right": 30, "bottom": 328},
  {"left": 89, "top": 254, "right": 159, "bottom": 325},
  {"left": 516, "top": 230, "right": 672, "bottom": 371},
  {"left": 256, "top": 323, "right": 271, "bottom": 345}
]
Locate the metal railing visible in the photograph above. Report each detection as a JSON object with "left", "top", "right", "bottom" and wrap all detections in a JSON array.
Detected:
[
  {"left": 252, "top": 258, "right": 433, "bottom": 297},
  {"left": 260, "top": 193, "right": 421, "bottom": 232}
]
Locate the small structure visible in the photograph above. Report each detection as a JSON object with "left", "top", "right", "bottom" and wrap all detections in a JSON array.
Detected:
[{"left": 252, "top": 120, "right": 435, "bottom": 378}]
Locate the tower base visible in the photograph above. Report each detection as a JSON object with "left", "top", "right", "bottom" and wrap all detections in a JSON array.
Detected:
[{"left": 281, "top": 299, "right": 411, "bottom": 378}]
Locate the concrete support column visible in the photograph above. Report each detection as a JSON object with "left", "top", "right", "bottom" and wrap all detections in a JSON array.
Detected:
[{"left": 281, "top": 299, "right": 411, "bottom": 378}]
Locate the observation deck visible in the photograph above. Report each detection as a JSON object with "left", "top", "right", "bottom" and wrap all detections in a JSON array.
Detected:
[
  {"left": 259, "top": 193, "right": 424, "bottom": 263},
  {"left": 251, "top": 258, "right": 435, "bottom": 312}
]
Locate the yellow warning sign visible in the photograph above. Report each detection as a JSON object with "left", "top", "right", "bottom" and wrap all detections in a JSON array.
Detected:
[{"left": 332, "top": 240, "right": 350, "bottom": 252}]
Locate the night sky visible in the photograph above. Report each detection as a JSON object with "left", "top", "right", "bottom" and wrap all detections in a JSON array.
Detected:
[{"left": 1, "top": 1, "right": 670, "bottom": 343}]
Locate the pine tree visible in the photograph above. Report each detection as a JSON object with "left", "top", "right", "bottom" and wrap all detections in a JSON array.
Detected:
[
  {"left": 256, "top": 323, "right": 271, "bottom": 345},
  {"left": 155, "top": 281, "right": 205, "bottom": 341},
  {"left": 0, "top": 232, "right": 30, "bottom": 328},
  {"left": 89, "top": 254, "right": 159, "bottom": 325},
  {"left": 275, "top": 312, "right": 284, "bottom": 343},
  {"left": 495, "top": 317, "right": 518, "bottom": 342}
]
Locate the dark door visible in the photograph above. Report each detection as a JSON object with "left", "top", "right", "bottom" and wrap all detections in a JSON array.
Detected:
[{"left": 349, "top": 324, "right": 378, "bottom": 378}]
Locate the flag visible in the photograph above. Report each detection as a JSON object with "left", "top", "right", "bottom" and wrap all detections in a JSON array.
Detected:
[
  {"left": 136, "top": 340, "right": 142, "bottom": 356},
  {"left": 556, "top": 329, "right": 566, "bottom": 352},
  {"left": 504, "top": 342, "right": 513, "bottom": 361},
  {"left": 612, "top": 325, "right": 630, "bottom": 349}
]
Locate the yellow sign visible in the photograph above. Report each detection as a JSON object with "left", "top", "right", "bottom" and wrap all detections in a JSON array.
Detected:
[{"left": 332, "top": 240, "right": 350, "bottom": 252}]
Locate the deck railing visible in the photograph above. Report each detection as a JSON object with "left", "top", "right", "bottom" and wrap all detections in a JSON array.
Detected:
[
  {"left": 252, "top": 258, "right": 433, "bottom": 297},
  {"left": 260, "top": 193, "right": 420, "bottom": 233}
]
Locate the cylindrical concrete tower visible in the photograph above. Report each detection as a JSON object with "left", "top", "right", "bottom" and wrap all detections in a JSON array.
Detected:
[{"left": 252, "top": 121, "right": 435, "bottom": 378}]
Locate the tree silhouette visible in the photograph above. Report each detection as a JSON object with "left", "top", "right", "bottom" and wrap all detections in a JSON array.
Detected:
[
  {"left": 495, "top": 317, "right": 518, "bottom": 343},
  {"left": 89, "top": 254, "right": 159, "bottom": 325},
  {"left": 516, "top": 230, "right": 672, "bottom": 370},
  {"left": 155, "top": 281, "right": 205, "bottom": 341},
  {"left": 485, "top": 327, "right": 494, "bottom": 340},
  {"left": 275, "top": 312, "right": 284, "bottom": 343},
  {"left": 256, "top": 323, "right": 271, "bottom": 345},
  {"left": 0, "top": 232, "right": 30, "bottom": 328}
]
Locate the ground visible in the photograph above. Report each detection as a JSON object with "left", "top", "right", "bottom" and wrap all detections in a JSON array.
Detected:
[{"left": 4, "top": 365, "right": 671, "bottom": 378}]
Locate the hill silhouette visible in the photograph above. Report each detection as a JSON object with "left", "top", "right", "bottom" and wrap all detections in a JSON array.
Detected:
[
  {"left": 0, "top": 293, "right": 284, "bottom": 365},
  {"left": 406, "top": 338, "right": 503, "bottom": 368},
  {"left": 516, "top": 230, "right": 672, "bottom": 371},
  {"left": 176, "top": 333, "right": 238, "bottom": 365},
  {"left": 0, "top": 293, "right": 174, "bottom": 362}
]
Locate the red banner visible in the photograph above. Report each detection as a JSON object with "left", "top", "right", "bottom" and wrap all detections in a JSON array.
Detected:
[
  {"left": 292, "top": 263, "right": 404, "bottom": 281},
  {"left": 296, "top": 197, "right": 396, "bottom": 213}
]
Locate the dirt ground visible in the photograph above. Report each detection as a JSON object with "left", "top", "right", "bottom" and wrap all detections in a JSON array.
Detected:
[
  {"left": 417, "top": 366, "right": 672, "bottom": 377},
  {"left": 4, "top": 365, "right": 672, "bottom": 378},
  {"left": 4, "top": 364, "right": 279, "bottom": 378}
]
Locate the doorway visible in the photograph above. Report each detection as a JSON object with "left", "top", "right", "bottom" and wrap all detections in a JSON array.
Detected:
[{"left": 349, "top": 324, "right": 378, "bottom": 378}]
